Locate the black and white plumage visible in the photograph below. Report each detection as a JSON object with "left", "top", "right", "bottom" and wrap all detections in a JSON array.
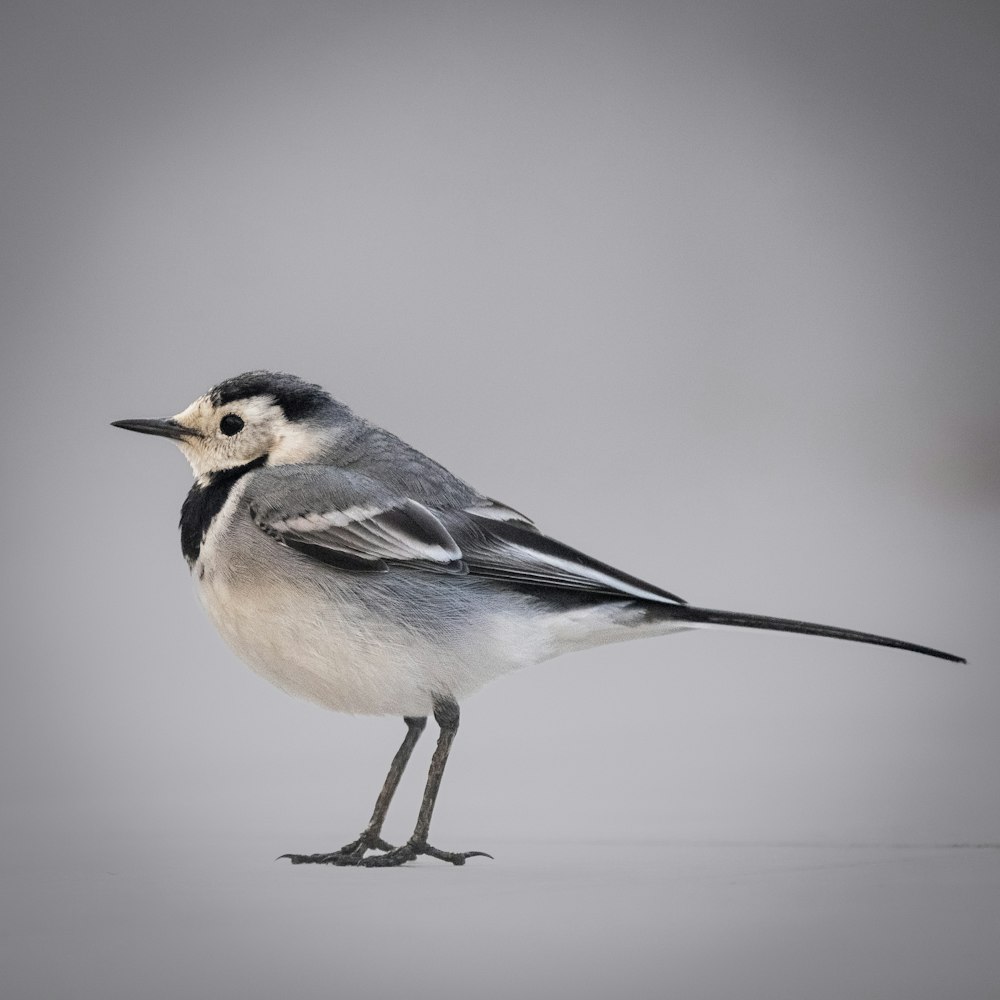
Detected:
[{"left": 113, "top": 371, "right": 963, "bottom": 868}]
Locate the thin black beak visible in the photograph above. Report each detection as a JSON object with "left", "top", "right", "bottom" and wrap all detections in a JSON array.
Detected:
[{"left": 111, "top": 418, "right": 202, "bottom": 440}]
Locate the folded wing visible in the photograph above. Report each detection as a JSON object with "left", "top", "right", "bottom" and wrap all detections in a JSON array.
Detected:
[{"left": 246, "top": 467, "right": 684, "bottom": 603}]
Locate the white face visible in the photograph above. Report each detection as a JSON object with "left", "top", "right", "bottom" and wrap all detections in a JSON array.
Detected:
[{"left": 171, "top": 393, "right": 327, "bottom": 482}]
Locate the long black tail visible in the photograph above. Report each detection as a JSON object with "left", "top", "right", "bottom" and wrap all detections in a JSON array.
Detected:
[{"left": 660, "top": 604, "right": 965, "bottom": 663}]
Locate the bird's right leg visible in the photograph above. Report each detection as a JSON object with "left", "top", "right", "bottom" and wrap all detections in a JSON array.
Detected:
[{"left": 281, "top": 715, "right": 426, "bottom": 865}]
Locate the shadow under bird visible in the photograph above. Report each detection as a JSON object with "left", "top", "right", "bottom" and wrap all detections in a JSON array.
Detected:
[{"left": 113, "top": 371, "right": 964, "bottom": 867}]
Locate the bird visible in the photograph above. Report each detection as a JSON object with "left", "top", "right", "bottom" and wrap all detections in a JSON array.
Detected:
[{"left": 112, "top": 370, "right": 963, "bottom": 867}]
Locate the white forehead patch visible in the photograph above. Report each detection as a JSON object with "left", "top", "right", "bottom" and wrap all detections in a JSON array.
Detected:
[{"left": 171, "top": 394, "right": 216, "bottom": 431}]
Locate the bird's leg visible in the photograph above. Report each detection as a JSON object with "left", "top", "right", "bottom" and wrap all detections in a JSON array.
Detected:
[
  {"left": 349, "top": 715, "right": 427, "bottom": 852},
  {"left": 360, "top": 697, "right": 492, "bottom": 867},
  {"left": 282, "top": 715, "right": 426, "bottom": 865}
]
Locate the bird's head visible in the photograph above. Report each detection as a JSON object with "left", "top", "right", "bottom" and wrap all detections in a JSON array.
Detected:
[{"left": 112, "top": 371, "right": 348, "bottom": 481}]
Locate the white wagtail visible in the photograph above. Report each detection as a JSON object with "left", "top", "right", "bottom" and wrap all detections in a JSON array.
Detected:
[{"left": 113, "top": 371, "right": 963, "bottom": 867}]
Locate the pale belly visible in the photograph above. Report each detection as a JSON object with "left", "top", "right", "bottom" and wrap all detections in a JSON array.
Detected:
[{"left": 193, "top": 551, "right": 550, "bottom": 717}]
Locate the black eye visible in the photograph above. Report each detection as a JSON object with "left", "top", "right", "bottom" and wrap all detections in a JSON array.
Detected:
[{"left": 220, "top": 414, "right": 244, "bottom": 436}]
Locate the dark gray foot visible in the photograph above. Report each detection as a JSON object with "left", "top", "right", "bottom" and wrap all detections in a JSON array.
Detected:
[
  {"left": 282, "top": 838, "right": 492, "bottom": 867},
  {"left": 280, "top": 833, "right": 398, "bottom": 865},
  {"left": 358, "top": 839, "right": 493, "bottom": 868}
]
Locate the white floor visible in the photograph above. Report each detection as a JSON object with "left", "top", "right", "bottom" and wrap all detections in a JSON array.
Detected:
[{"left": 4, "top": 837, "right": 998, "bottom": 1000}]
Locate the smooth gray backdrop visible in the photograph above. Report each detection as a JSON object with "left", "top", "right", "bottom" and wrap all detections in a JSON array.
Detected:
[{"left": 3, "top": 2, "right": 998, "bottom": 999}]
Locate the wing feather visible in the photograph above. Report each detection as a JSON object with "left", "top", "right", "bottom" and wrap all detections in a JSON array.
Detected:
[
  {"left": 246, "top": 468, "right": 465, "bottom": 574},
  {"left": 447, "top": 513, "right": 686, "bottom": 604}
]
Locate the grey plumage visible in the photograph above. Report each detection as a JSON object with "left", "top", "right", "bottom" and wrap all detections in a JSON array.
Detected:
[{"left": 113, "top": 370, "right": 964, "bottom": 867}]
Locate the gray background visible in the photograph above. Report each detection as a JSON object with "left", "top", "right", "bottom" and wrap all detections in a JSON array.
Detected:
[{"left": 3, "top": 2, "right": 998, "bottom": 998}]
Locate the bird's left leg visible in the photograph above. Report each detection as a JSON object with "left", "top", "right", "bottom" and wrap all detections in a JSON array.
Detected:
[{"left": 282, "top": 715, "right": 426, "bottom": 865}]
